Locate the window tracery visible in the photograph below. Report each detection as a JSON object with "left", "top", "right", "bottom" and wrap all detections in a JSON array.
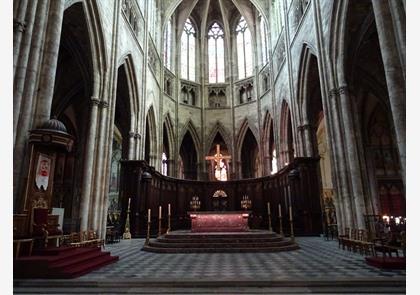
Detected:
[{"left": 208, "top": 22, "right": 225, "bottom": 83}]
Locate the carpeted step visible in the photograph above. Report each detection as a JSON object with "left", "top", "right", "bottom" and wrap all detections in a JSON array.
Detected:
[
  {"left": 49, "top": 249, "right": 110, "bottom": 269},
  {"left": 32, "top": 246, "right": 75, "bottom": 256},
  {"left": 163, "top": 231, "right": 277, "bottom": 240},
  {"left": 55, "top": 254, "right": 119, "bottom": 278}
]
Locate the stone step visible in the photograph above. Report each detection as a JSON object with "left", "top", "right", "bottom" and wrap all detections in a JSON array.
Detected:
[
  {"left": 142, "top": 244, "right": 300, "bottom": 253},
  {"left": 148, "top": 240, "right": 295, "bottom": 248}
]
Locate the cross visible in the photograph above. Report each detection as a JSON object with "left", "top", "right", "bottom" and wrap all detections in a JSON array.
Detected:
[{"left": 205, "top": 144, "right": 231, "bottom": 171}]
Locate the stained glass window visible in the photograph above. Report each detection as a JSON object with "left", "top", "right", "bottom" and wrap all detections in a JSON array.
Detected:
[
  {"left": 164, "top": 20, "right": 172, "bottom": 70},
  {"left": 236, "top": 16, "right": 253, "bottom": 79},
  {"left": 260, "top": 16, "right": 268, "bottom": 65},
  {"left": 208, "top": 22, "right": 225, "bottom": 83},
  {"left": 181, "top": 18, "right": 196, "bottom": 81}
]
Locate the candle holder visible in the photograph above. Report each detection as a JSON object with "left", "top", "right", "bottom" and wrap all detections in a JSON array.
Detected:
[
  {"left": 267, "top": 202, "right": 273, "bottom": 232},
  {"left": 145, "top": 219, "right": 151, "bottom": 245},
  {"left": 289, "top": 205, "right": 295, "bottom": 243},
  {"left": 190, "top": 196, "right": 201, "bottom": 211},
  {"left": 167, "top": 213, "right": 171, "bottom": 234},
  {"left": 123, "top": 198, "right": 132, "bottom": 239},
  {"left": 158, "top": 216, "right": 162, "bottom": 236},
  {"left": 241, "top": 195, "right": 252, "bottom": 210},
  {"left": 279, "top": 212, "right": 284, "bottom": 238}
]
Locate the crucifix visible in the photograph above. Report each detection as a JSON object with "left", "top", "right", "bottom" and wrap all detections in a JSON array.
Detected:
[{"left": 205, "top": 144, "right": 231, "bottom": 180}]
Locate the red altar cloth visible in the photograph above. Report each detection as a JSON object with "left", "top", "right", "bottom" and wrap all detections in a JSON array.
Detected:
[{"left": 188, "top": 211, "right": 250, "bottom": 232}]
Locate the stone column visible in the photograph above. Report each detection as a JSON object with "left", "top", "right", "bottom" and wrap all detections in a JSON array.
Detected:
[
  {"left": 14, "top": 0, "right": 48, "bottom": 145},
  {"left": 13, "top": 0, "right": 49, "bottom": 207},
  {"left": 328, "top": 89, "right": 354, "bottom": 229},
  {"left": 134, "top": 133, "right": 141, "bottom": 159},
  {"left": 371, "top": 0, "right": 406, "bottom": 182},
  {"left": 34, "top": 0, "right": 65, "bottom": 127},
  {"left": 128, "top": 131, "right": 136, "bottom": 160},
  {"left": 337, "top": 86, "right": 367, "bottom": 229},
  {"left": 13, "top": 0, "right": 29, "bottom": 75},
  {"left": 79, "top": 98, "right": 100, "bottom": 231}
]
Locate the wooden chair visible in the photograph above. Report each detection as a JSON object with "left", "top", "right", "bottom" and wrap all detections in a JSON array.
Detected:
[{"left": 338, "top": 227, "right": 350, "bottom": 249}]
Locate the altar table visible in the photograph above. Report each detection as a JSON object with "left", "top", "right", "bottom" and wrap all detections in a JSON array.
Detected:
[{"left": 188, "top": 211, "right": 250, "bottom": 232}]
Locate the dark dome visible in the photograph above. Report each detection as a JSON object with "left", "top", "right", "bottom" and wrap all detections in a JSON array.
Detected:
[{"left": 40, "top": 118, "right": 68, "bottom": 133}]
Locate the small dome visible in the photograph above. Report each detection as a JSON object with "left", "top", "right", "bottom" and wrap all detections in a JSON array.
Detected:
[
  {"left": 142, "top": 171, "right": 152, "bottom": 179},
  {"left": 40, "top": 117, "right": 68, "bottom": 133}
]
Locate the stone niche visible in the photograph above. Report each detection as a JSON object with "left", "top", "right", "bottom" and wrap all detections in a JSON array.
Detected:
[
  {"left": 164, "top": 68, "right": 175, "bottom": 97},
  {"left": 180, "top": 80, "right": 199, "bottom": 106},
  {"left": 235, "top": 78, "right": 254, "bottom": 105},
  {"left": 208, "top": 86, "right": 227, "bottom": 108}
]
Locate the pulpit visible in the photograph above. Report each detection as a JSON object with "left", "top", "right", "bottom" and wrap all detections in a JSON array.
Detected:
[{"left": 188, "top": 211, "right": 250, "bottom": 232}]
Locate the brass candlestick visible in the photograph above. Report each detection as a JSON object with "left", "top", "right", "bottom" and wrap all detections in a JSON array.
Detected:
[
  {"left": 158, "top": 206, "right": 162, "bottom": 236},
  {"left": 289, "top": 205, "right": 295, "bottom": 242},
  {"left": 167, "top": 203, "right": 171, "bottom": 234},
  {"left": 145, "top": 208, "right": 151, "bottom": 245},
  {"left": 267, "top": 202, "right": 272, "bottom": 232},
  {"left": 123, "top": 198, "right": 132, "bottom": 239},
  {"left": 279, "top": 204, "right": 284, "bottom": 237}
]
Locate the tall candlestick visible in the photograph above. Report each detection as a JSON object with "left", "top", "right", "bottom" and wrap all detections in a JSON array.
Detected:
[
  {"left": 267, "top": 202, "right": 271, "bottom": 214},
  {"left": 289, "top": 205, "right": 293, "bottom": 219},
  {"left": 128, "top": 198, "right": 131, "bottom": 206},
  {"left": 267, "top": 202, "right": 272, "bottom": 232},
  {"left": 159, "top": 206, "right": 162, "bottom": 219},
  {"left": 148, "top": 208, "right": 151, "bottom": 223},
  {"left": 278, "top": 203, "right": 282, "bottom": 217},
  {"left": 168, "top": 203, "right": 171, "bottom": 215}
]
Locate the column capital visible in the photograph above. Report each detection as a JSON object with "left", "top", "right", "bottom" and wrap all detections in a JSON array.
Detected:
[
  {"left": 129, "top": 131, "right": 136, "bottom": 138},
  {"left": 328, "top": 88, "right": 339, "bottom": 98},
  {"left": 297, "top": 123, "right": 311, "bottom": 131},
  {"left": 13, "top": 19, "right": 26, "bottom": 32},
  {"left": 90, "top": 97, "right": 101, "bottom": 106},
  {"left": 134, "top": 133, "right": 141, "bottom": 139},
  {"left": 100, "top": 101, "right": 109, "bottom": 108},
  {"left": 337, "top": 85, "right": 349, "bottom": 95}
]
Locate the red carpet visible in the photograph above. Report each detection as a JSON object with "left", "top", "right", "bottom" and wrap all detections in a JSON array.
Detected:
[
  {"left": 365, "top": 256, "right": 405, "bottom": 270},
  {"left": 14, "top": 246, "right": 119, "bottom": 279}
]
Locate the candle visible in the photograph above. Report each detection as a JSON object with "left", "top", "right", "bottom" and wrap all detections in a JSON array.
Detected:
[
  {"left": 128, "top": 198, "right": 131, "bottom": 206},
  {"left": 289, "top": 205, "right": 293, "bottom": 218},
  {"left": 168, "top": 203, "right": 171, "bottom": 216},
  {"left": 159, "top": 206, "right": 162, "bottom": 219},
  {"left": 278, "top": 203, "right": 282, "bottom": 217},
  {"left": 267, "top": 202, "right": 271, "bottom": 214},
  {"left": 148, "top": 208, "right": 151, "bottom": 223}
]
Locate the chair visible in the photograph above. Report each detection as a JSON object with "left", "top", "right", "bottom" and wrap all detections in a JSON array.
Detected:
[
  {"left": 31, "top": 206, "right": 63, "bottom": 248},
  {"left": 338, "top": 227, "right": 349, "bottom": 249}
]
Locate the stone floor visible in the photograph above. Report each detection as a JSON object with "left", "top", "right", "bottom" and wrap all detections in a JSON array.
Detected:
[{"left": 14, "top": 237, "right": 406, "bottom": 294}]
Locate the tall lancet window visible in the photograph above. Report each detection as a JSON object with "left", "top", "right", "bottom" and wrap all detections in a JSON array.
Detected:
[
  {"left": 162, "top": 152, "right": 168, "bottom": 176},
  {"left": 271, "top": 149, "right": 278, "bottom": 174},
  {"left": 181, "top": 18, "right": 196, "bottom": 81},
  {"left": 260, "top": 16, "right": 268, "bottom": 65},
  {"left": 164, "top": 20, "right": 172, "bottom": 70},
  {"left": 236, "top": 16, "right": 253, "bottom": 79},
  {"left": 208, "top": 22, "right": 225, "bottom": 83}
]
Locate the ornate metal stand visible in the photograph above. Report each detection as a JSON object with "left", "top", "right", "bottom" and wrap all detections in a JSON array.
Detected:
[
  {"left": 167, "top": 212, "right": 171, "bottom": 233},
  {"left": 267, "top": 202, "right": 273, "bottom": 232},
  {"left": 145, "top": 220, "right": 151, "bottom": 245},
  {"left": 279, "top": 215, "right": 284, "bottom": 238},
  {"left": 123, "top": 199, "right": 132, "bottom": 239},
  {"left": 158, "top": 216, "right": 162, "bottom": 236}
]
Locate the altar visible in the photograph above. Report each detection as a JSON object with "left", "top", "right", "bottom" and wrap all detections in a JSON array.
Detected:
[{"left": 188, "top": 211, "right": 250, "bottom": 232}]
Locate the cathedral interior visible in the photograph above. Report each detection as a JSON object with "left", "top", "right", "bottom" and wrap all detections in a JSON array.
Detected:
[{"left": 11, "top": 0, "right": 407, "bottom": 293}]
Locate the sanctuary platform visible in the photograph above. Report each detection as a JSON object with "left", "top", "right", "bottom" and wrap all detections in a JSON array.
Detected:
[{"left": 142, "top": 230, "right": 299, "bottom": 253}]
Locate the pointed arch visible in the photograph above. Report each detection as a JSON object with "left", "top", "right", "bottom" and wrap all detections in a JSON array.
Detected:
[
  {"left": 179, "top": 121, "right": 200, "bottom": 180},
  {"left": 65, "top": 0, "right": 108, "bottom": 100},
  {"left": 236, "top": 118, "right": 260, "bottom": 178},
  {"left": 296, "top": 43, "right": 318, "bottom": 125},
  {"left": 279, "top": 99, "right": 295, "bottom": 166},
  {"left": 205, "top": 121, "right": 232, "bottom": 155},
  {"left": 145, "top": 105, "right": 158, "bottom": 167},
  {"left": 262, "top": 111, "right": 275, "bottom": 175},
  {"left": 179, "top": 119, "right": 201, "bottom": 159},
  {"left": 162, "top": 113, "right": 176, "bottom": 176}
]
